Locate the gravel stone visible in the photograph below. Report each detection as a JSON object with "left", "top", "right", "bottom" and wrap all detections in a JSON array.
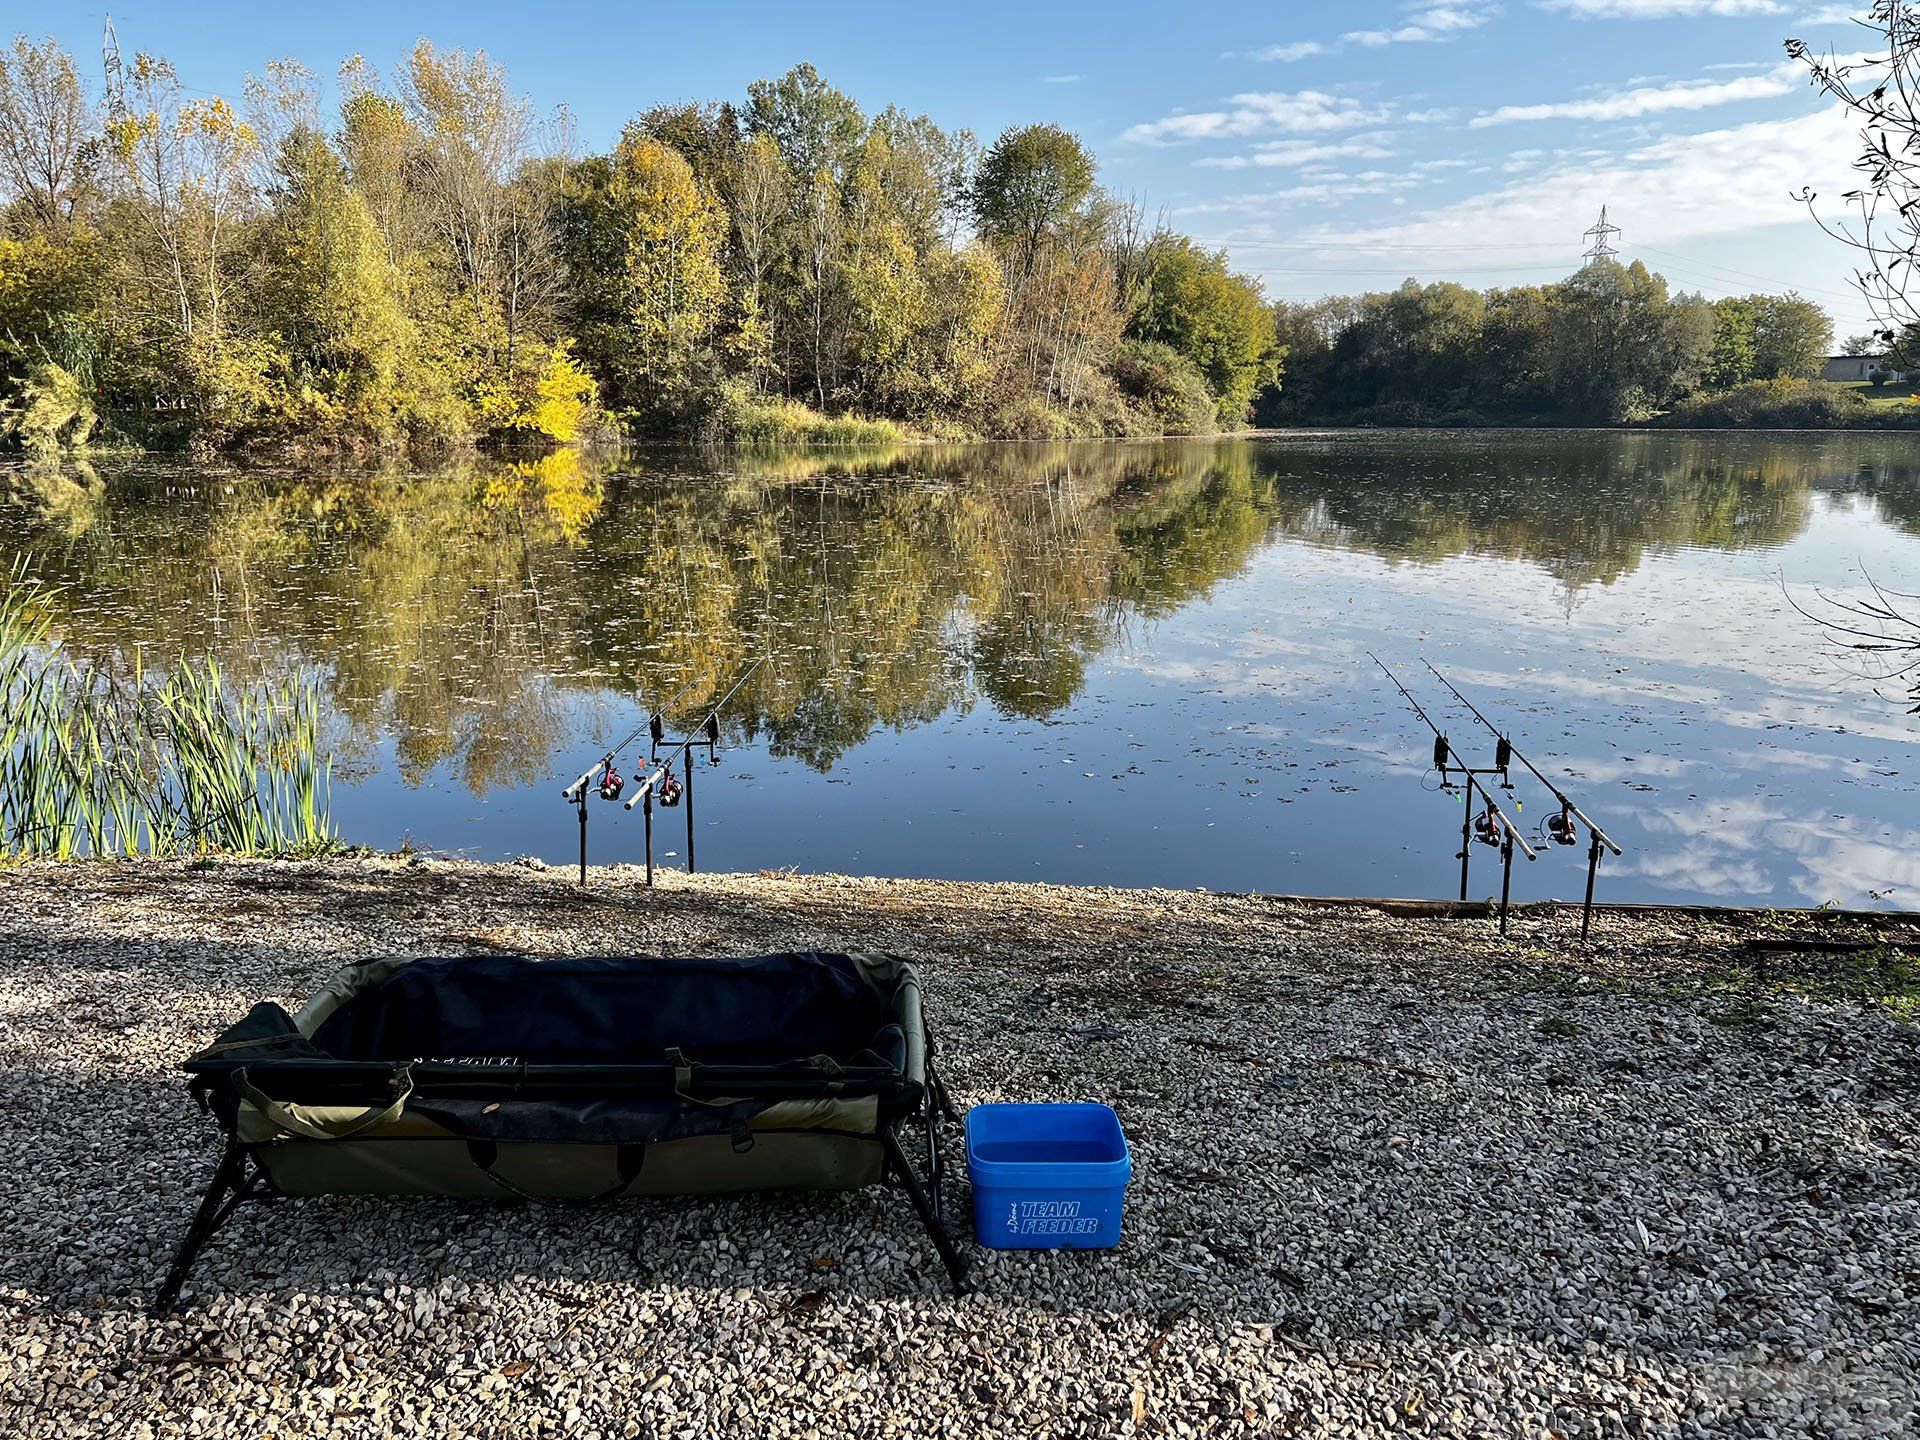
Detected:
[{"left": 1, "top": 856, "right": 1916, "bottom": 1438}]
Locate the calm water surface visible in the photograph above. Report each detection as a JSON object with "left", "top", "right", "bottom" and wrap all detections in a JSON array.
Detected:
[{"left": 5, "top": 432, "right": 1918, "bottom": 908}]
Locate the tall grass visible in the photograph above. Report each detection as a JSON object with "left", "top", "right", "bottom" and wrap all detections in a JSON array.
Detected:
[
  {"left": 717, "top": 392, "right": 911, "bottom": 447},
  {"left": 0, "top": 571, "right": 335, "bottom": 860}
]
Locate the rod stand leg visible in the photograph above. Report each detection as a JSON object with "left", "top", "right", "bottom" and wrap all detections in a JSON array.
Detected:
[
  {"left": 1499, "top": 833, "right": 1514, "bottom": 936},
  {"left": 577, "top": 796, "right": 588, "bottom": 886},
  {"left": 1457, "top": 774, "right": 1476, "bottom": 903},
  {"left": 154, "top": 1141, "right": 253, "bottom": 1314},
  {"left": 1580, "top": 834, "right": 1603, "bottom": 945},
  {"left": 880, "top": 1125, "right": 969, "bottom": 1296}
]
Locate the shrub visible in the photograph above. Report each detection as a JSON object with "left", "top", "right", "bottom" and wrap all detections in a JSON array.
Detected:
[
  {"left": 1112, "top": 339, "right": 1218, "bottom": 435},
  {"left": 512, "top": 343, "right": 602, "bottom": 444},
  {"left": 0, "top": 361, "right": 95, "bottom": 454},
  {"left": 1657, "top": 378, "right": 1889, "bottom": 429}
]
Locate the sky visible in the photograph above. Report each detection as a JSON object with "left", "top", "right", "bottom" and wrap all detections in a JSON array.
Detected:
[{"left": 18, "top": 0, "right": 1888, "bottom": 339}]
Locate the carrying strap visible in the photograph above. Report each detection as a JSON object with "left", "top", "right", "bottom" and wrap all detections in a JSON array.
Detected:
[
  {"left": 664, "top": 1047, "right": 750, "bottom": 1108},
  {"left": 233, "top": 1065, "right": 413, "bottom": 1142},
  {"left": 464, "top": 1139, "right": 647, "bottom": 1202}
]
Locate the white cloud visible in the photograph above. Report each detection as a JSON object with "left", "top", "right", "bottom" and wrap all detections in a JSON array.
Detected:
[
  {"left": 1794, "top": 3, "right": 1864, "bottom": 20},
  {"left": 1470, "top": 62, "right": 1800, "bottom": 126},
  {"left": 1122, "top": 91, "right": 1391, "bottom": 145},
  {"left": 1346, "top": 3, "right": 1502, "bottom": 45},
  {"left": 1041, "top": 73, "right": 1082, "bottom": 84},
  {"left": 1176, "top": 172, "right": 1433, "bottom": 215},
  {"left": 1541, "top": 0, "right": 1784, "bottom": 16},
  {"left": 1196, "top": 135, "right": 1399, "bottom": 170},
  {"left": 1299, "top": 103, "right": 1857, "bottom": 258},
  {"left": 1253, "top": 41, "right": 1328, "bottom": 62}
]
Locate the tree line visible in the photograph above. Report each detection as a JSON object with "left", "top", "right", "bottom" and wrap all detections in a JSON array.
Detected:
[
  {"left": 1261, "top": 264, "right": 1840, "bottom": 427},
  {"left": 0, "top": 35, "right": 1282, "bottom": 454}
]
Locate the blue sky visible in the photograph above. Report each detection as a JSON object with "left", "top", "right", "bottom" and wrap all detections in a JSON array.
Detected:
[{"left": 20, "top": 1, "right": 1883, "bottom": 337}]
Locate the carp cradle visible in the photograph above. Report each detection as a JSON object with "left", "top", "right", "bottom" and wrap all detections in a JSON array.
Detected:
[{"left": 159, "top": 951, "right": 966, "bottom": 1309}]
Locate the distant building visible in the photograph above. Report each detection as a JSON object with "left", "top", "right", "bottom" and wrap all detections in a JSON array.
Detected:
[{"left": 1821, "top": 354, "right": 1907, "bottom": 384}]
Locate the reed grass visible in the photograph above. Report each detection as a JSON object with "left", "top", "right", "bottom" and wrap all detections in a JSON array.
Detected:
[
  {"left": 720, "top": 394, "right": 910, "bottom": 447},
  {"left": 1, "top": 569, "right": 336, "bottom": 860}
]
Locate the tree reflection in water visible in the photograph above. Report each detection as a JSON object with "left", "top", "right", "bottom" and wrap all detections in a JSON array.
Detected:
[{"left": 3, "top": 432, "right": 1917, "bottom": 801}]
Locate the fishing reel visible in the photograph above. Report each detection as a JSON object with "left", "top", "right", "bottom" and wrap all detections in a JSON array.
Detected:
[
  {"left": 1546, "top": 802, "right": 1578, "bottom": 847},
  {"left": 657, "top": 764, "right": 683, "bottom": 808},
  {"left": 1473, "top": 803, "right": 1503, "bottom": 848},
  {"left": 597, "top": 762, "right": 624, "bottom": 802}
]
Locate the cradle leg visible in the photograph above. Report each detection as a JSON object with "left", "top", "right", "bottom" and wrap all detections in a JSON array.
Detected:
[
  {"left": 927, "top": 1061, "right": 959, "bottom": 1123},
  {"left": 881, "top": 1125, "right": 969, "bottom": 1296},
  {"left": 154, "top": 1141, "right": 252, "bottom": 1314}
]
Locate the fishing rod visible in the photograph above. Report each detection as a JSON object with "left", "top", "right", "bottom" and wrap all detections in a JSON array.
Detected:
[
  {"left": 1373, "top": 652, "right": 1531, "bottom": 928},
  {"left": 646, "top": 655, "right": 765, "bottom": 764},
  {"left": 622, "top": 655, "right": 768, "bottom": 880},
  {"left": 559, "top": 673, "right": 705, "bottom": 886},
  {"left": 1368, "top": 651, "right": 1454, "bottom": 776},
  {"left": 1470, "top": 782, "right": 1536, "bottom": 936},
  {"left": 561, "top": 674, "right": 704, "bottom": 807},
  {"left": 1421, "top": 659, "right": 1623, "bottom": 943},
  {"left": 1421, "top": 660, "right": 1620, "bottom": 855}
]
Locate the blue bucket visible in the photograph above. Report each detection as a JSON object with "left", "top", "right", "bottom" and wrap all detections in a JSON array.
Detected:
[{"left": 966, "top": 1103, "right": 1132, "bottom": 1250}]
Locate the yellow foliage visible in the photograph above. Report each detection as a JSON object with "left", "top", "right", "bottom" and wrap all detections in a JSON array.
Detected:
[
  {"left": 513, "top": 343, "right": 599, "bottom": 443},
  {"left": 612, "top": 135, "right": 727, "bottom": 382},
  {"left": 514, "top": 449, "right": 602, "bottom": 543}
]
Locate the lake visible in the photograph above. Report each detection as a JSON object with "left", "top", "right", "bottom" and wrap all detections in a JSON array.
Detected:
[{"left": 5, "top": 431, "right": 1918, "bottom": 908}]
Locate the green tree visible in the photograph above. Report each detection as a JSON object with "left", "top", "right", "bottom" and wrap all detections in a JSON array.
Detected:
[
  {"left": 971, "top": 124, "right": 1095, "bottom": 281},
  {"left": 1549, "top": 260, "right": 1711, "bottom": 421},
  {"left": 1747, "top": 293, "right": 1832, "bottom": 380},
  {"left": 744, "top": 63, "right": 863, "bottom": 191},
  {"left": 1705, "top": 298, "right": 1758, "bottom": 389},
  {"left": 1129, "top": 235, "right": 1280, "bottom": 425},
  {"left": 257, "top": 128, "right": 410, "bottom": 400}
]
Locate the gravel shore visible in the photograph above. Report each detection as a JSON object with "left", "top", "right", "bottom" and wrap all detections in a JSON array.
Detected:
[{"left": 2, "top": 857, "right": 1917, "bottom": 1439}]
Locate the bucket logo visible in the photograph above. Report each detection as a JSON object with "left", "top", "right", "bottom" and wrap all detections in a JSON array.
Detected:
[{"left": 1004, "top": 1198, "right": 1102, "bottom": 1237}]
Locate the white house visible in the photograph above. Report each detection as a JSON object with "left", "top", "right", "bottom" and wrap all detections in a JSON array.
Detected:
[{"left": 1820, "top": 354, "right": 1907, "bottom": 384}]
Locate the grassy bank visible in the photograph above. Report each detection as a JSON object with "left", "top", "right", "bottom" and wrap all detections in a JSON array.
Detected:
[
  {"left": 708, "top": 392, "right": 916, "bottom": 447},
  {"left": 1652, "top": 377, "right": 1920, "bottom": 429}
]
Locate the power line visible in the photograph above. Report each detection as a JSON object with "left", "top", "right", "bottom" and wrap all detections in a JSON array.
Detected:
[{"left": 1632, "top": 244, "right": 1866, "bottom": 306}]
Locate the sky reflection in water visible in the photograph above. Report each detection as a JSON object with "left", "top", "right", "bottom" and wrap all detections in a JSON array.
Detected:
[{"left": 4, "top": 431, "right": 1917, "bottom": 907}]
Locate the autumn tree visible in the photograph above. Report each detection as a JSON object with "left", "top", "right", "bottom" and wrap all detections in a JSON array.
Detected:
[
  {"left": 728, "top": 133, "right": 789, "bottom": 390},
  {"left": 0, "top": 34, "right": 91, "bottom": 234},
  {"left": 397, "top": 40, "right": 535, "bottom": 368},
  {"left": 612, "top": 135, "right": 726, "bottom": 410},
  {"left": 108, "top": 54, "right": 259, "bottom": 346}
]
